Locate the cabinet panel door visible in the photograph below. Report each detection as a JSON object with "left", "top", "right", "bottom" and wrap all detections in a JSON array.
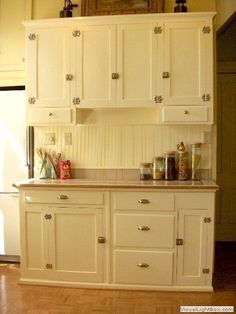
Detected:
[
  {"left": 49, "top": 207, "right": 104, "bottom": 282},
  {"left": 163, "top": 22, "right": 207, "bottom": 106},
  {"left": 20, "top": 205, "right": 49, "bottom": 280},
  {"left": 176, "top": 209, "right": 208, "bottom": 286},
  {"left": 26, "top": 26, "right": 71, "bottom": 108},
  {"left": 117, "top": 23, "right": 158, "bottom": 107},
  {"left": 73, "top": 25, "right": 116, "bottom": 108}
]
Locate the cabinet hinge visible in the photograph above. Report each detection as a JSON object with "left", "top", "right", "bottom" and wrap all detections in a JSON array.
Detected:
[
  {"left": 72, "top": 97, "right": 80, "bottom": 105},
  {"left": 202, "top": 268, "right": 210, "bottom": 274},
  {"left": 202, "top": 94, "right": 211, "bottom": 102},
  {"left": 176, "top": 238, "right": 184, "bottom": 246},
  {"left": 154, "top": 26, "right": 162, "bottom": 34},
  {"left": 28, "top": 33, "right": 36, "bottom": 40},
  {"left": 45, "top": 214, "right": 52, "bottom": 220},
  {"left": 45, "top": 263, "right": 53, "bottom": 269},
  {"left": 72, "top": 30, "right": 81, "bottom": 37},
  {"left": 202, "top": 26, "right": 211, "bottom": 34},
  {"left": 28, "top": 97, "right": 36, "bottom": 104},
  {"left": 204, "top": 217, "right": 211, "bottom": 223}
]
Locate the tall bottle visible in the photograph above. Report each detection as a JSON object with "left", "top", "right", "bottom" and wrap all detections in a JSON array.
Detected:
[{"left": 191, "top": 143, "right": 202, "bottom": 180}]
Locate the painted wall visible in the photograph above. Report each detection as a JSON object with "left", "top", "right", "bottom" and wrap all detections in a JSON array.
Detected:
[{"left": 215, "top": 0, "right": 236, "bottom": 29}]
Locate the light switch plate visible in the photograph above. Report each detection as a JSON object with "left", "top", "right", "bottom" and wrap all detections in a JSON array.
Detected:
[{"left": 65, "top": 132, "right": 72, "bottom": 145}]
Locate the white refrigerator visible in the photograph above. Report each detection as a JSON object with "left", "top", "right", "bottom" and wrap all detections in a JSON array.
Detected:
[{"left": 0, "top": 89, "right": 29, "bottom": 261}]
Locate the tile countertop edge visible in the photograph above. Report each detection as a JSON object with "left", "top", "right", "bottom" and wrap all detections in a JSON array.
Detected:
[{"left": 13, "top": 179, "right": 219, "bottom": 191}]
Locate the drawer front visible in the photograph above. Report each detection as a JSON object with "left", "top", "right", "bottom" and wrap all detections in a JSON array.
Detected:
[
  {"left": 30, "top": 108, "right": 72, "bottom": 124},
  {"left": 162, "top": 106, "right": 208, "bottom": 123},
  {"left": 112, "top": 192, "right": 174, "bottom": 211},
  {"left": 114, "top": 250, "right": 174, "bottom": 285},
  {"left": 114, "top": 214, "right": 174, "bottom": 248},
  {"left": 24, "top": 190, "right": 104, "bottom": 205}
]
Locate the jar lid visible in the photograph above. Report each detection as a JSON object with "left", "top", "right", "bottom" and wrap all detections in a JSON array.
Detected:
[
  {"left": 164, "top": 151, "right": 176, "bottom": 157},
  {"left": 152, "top": 156, "right": 163, "bottom": 161},
  {"left": 191, "top": 142, "right": 202, "bottom": 148},
  {"left": 140, "top": 162, "right": 152, "bottom": 168}
]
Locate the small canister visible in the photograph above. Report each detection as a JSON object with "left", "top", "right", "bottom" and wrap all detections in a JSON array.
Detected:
[
  {"left": 60, "top": 160, "right": 71, "bottom": 180},
  {"left": 152, "top": 157, "right": 164, "bottom": 180},
  {"left": 191, "top": 143, "right": 202, "bottom": 180},
  {"left": 177, "top": 142, "right": 189, "bottom": 180},
  {"left": 140, "top": 162, "right": 152, "bottom": 180},
  {"left": 164, "top": 151, "right": 176, "bottom": 180}
]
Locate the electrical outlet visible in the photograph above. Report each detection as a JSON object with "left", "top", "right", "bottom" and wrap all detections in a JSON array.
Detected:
[
  {"left": 203, "top": 131, "right": 211, "bottom": 144},
  {"left": 45, "top": 133, "right": 55, "bottom": 145},
  {"left": 65, "top": 132, "right": 72, "bottom": 145}
]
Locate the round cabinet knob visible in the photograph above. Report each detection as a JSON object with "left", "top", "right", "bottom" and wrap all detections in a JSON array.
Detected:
[
  {"left": 184, "top": 110, "right": 189, "bottom": 115},
  {"left": 49, "top": 112, "right": 53, "bottom": 117}
]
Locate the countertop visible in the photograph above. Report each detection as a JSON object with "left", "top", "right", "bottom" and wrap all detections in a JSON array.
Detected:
[{"left": 14, "top": 178, "right": 219, "bottom": 190}]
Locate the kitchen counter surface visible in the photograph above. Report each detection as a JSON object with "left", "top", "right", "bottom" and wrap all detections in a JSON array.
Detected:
[{"left": 14, "top": 178, "right": 219, "bottom": 190}]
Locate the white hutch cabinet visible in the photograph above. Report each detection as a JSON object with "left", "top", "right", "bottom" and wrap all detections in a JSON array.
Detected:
[{"left": 24, "top": 12, "right": 215, "bottom": 125}]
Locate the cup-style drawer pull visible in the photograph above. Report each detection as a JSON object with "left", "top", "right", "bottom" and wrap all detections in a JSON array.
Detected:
[
  {"left": 57, "top": 195, "right": 69, "bottom": 200},
  {"left": 137, "top": 263, "right": 149, "bottom": 268},
  {"left": 138, "top": 226, "right": 150, "bottom": 231},
  {"left": 138, "top": 199, "right": 150, "bottom": 204}
]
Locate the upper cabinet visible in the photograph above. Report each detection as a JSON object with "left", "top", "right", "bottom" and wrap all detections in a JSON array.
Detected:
[
  {"left": 0, "top": 0, "right": 31, "bottom": 86},
  {"left": 73, "top": 22, "right": 159, "bottom": 108},
  {"left": 24, "top": 13, "right": 215, "bottom": 125},
  {"left": 160, "top": 19, "right": 214, "bottom": 124}
]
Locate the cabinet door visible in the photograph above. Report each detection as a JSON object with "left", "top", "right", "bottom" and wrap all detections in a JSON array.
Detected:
[
  {"left": 73, "top": 25, "right": 116, "bottom": 108},
  {"left": 20, "top": 205, "right": 48, "bottom": 279},
  {"left": 163, "top": 21, "right": 210, "bottom": 106},
  {"left": 176, "top": 209, "right": 208, "bottom": 286},
  {"left": 26, "top": 26, "right": 71, "bottom": 108},
  {"left": 48, "top": 207, "right": 104, "bottom": 283},
  {"left": 117, "top": 23, "right": 159, "bottom": 107}
]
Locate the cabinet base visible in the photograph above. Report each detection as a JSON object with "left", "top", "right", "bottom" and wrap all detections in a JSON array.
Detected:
[{"left": 19, "top": 278, "right": 213, "bottom": 292}]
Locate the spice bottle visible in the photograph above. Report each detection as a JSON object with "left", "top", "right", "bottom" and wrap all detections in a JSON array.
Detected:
[
  {"left": 152, "top": 157, "right": 164, "bottom": 180},
  {"left": 140, "top": 162, "right": 152, "bottom": 180},
  {"left": 164, "top": 151, "right": 176, "bottom": 180},
  {"left": 177, "top": 142, "right": 189, "bottom": 180},
  {"left": 191, "top": 143, "right": 202, "bottom": 180}
]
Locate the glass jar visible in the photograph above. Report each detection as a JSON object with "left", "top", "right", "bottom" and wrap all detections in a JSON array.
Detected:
[
  {"left": 191, "top": 143, "right": 202, "bottom": 180},
  {"left": 164, "top": 151, "right": 176, "bottom": 180},
  {"left": 152, "top": 157, "right": 164, "bottom": 180},
  {"left": 140, "top": 162, "right": 152, "bottom": 180},
  {"left": 177, "top": 151, "right": 189, "bottom": 180}
]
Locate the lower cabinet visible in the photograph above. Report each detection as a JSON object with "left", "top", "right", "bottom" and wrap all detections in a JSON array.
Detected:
[
  {"left": 19, "top": 188, "right": 216, "bottom": 291},
  {"left": 21, "top": 204, "right": 105, "bottom": 283}
]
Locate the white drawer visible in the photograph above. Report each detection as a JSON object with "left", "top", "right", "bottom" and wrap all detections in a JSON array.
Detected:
[
  {"left": 162, "top": 106, "right": 208, "bottom": 123},
  {"left": 114, "top": 214, "right": 174, "bottom": 248},
  {"left": 24, "top": 190, "right": 104, "bottom": 205},
  {"left": 112, "top": 192, "right": 174, "bottom": 211},
  {"left": 114, "top": 250, "right": 174, "bottom": 285},
  {"left": 29, "top": 108, "right": 72, "bottom": 125}
]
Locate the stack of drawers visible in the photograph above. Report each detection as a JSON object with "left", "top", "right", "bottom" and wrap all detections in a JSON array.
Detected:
[{"left": 111, "top": 191, "right": 175, "bottom": 286}]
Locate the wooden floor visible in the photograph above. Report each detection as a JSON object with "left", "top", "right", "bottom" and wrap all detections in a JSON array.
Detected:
[{"left": 0, "top": 242, "right": 236, "bottom": 314}]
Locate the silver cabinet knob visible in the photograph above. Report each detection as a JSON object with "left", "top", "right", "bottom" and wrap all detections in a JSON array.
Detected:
[
  {"left": 57, "top": 195, "right": 69, "bottom": 200},
  {"left": 138, "top": 199, "right": 150, "bottom": 204},
  {"left": 138, "top": 226, "right": 150, "bottom": 231},
  {"left": 137, "top": 263, "right": 149, "bottom": 268}
]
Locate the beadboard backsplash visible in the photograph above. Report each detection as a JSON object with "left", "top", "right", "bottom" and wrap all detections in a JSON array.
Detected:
[{"left": 34, "top": 125, "right": 212, "bottom": 169}]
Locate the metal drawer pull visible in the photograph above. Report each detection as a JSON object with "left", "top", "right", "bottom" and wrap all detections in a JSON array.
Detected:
[
  {"left": 137, "top": 263, "right": 149, "bottom": 268},
  {"left": 111, "top": 73, "right": 119, "bottom": 79},
  {"left": 138, "top": 226, "right": 150, "bottom": 231},
  {"left": 57, "top": 195, "right": 69, "bottom": 200},
  {"left": 138, "top": 199, "right": 150, "bottom": 204}
]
